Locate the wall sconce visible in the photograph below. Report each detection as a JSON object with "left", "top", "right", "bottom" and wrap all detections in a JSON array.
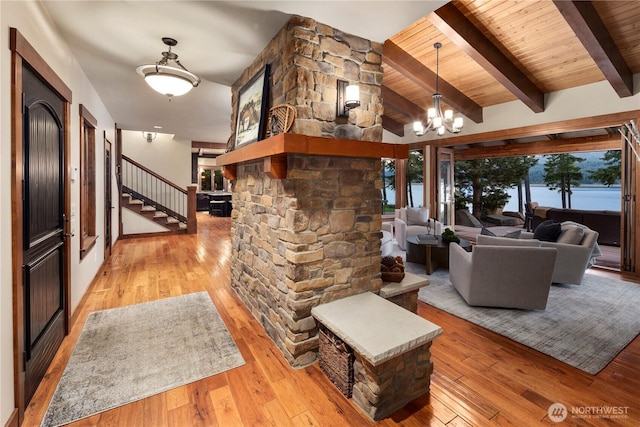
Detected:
[
  {"left": 337, "top": 79, "right": 360, "bottom": 118},
  {"left": 142, "top": 132, "right": 157, "bottom": 143}
]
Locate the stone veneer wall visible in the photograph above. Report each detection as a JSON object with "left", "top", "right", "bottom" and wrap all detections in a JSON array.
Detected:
[
  {"left": 228, "top": 15, "right": 384, "bottom": 146},
  {"left": 230, "top": 155, "right": 384, "bottom": 366}
]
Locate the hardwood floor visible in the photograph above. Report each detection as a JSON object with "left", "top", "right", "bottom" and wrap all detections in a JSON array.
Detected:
[{"left": 23, "top": 213, "right": 639, "bottom": 426}]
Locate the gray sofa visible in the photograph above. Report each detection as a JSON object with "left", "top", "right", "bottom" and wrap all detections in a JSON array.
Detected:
[{"left": 449, "top": 241, "right": 557, "bottom": 310}]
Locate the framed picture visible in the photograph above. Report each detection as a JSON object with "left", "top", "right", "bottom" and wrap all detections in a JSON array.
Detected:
[{"left": 233, "top": 64, "right": 270, "bottom": 149}]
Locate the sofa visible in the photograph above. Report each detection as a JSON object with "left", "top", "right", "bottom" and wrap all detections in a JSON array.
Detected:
[
  {"left": 449, "top": 241, "right": 557, "bottom": 310},
  {"left": 478, "top": 221, "right": 599, "bottom": 285},
  {"left": 394, "top": 207, "right": 443, "bottom": 250},
  {"left": 530, "top": 206, "right": 619, "bottom": 246}
]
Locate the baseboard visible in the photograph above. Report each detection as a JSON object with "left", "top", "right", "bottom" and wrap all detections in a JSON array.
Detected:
[
  {"left": 4, "top": 408, "right": 18, "bottom": 427},
  {"left": 69, "top": 256, "right": 109, "bottom": 329},
  {"left": 120, "top": 230, "right": 185, "bottom": 239}
]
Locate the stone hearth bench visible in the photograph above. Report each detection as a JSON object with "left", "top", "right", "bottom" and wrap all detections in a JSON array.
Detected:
[
  {"left": 380, "top": 272, "right": 429, "bottom": 313},
  {"left": 311, "top": 292, "right": 443, "bottom": 421}
]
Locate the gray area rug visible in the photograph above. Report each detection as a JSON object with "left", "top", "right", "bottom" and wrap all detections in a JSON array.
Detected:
[
  {"left": 416, "top": 268, "right": 640, "bottom": 375},
  {"left": 42, "top": 292, "right": 245, "bottom": 427}
]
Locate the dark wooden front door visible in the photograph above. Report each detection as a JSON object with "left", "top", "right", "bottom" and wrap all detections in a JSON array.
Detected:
[{"left": 22, "top": 64, "right": 67, "bottom": 405}]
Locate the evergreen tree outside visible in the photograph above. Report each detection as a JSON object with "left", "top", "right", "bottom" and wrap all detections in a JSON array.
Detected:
[
  {"left": 455, "top": 156, "right": 537, "bottom": 218},
  {"left": 383, "top": 159, "right": 396, "bottom": 213},
  {"left": 543, "top": 153, "right": 585, "bottom": 208},
  {"left": 383, "top": 152, "right": 423, "bottom": 209},
  {"left": 406, "top": 151, "right": 423, "bottom": 207},
  {"left": 588, "top": 150, "right": 621, "bottom": 187}
]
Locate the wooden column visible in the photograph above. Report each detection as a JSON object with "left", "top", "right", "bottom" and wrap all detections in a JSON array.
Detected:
[
  {"left": 187, "top": 185, "right": 197, "bottom": 234},
  {"left": 395, "top": 158, "right": 407, "bottom": 208}
]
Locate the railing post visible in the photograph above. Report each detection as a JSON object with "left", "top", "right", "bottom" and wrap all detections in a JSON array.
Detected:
[{"left": 187, "top": 185, "right": 198, "bottom": 234}]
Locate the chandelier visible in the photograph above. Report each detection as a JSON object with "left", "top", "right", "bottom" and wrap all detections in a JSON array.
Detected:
[
  {"left": 136, "top": 37, "right": 201, "bottom": 100},
  {"left": 413, "top": 42, "right": 463, "bottom": 136}
]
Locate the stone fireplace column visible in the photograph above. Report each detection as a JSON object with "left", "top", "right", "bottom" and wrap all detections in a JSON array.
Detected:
[
  {"left": 230, "top": 154, "right": 384, "bottom": 366},
  {"left": 221, "top": 15, "right": 403, "bottom": 367}
]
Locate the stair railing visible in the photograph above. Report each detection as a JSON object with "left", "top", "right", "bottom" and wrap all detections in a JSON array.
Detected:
[{"left": 121, "top": 155, "right": 195, "bottom": 230}]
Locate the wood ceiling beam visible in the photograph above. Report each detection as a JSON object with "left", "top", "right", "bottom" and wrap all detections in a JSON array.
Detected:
[
  {"left": 381, "top": 86, "right": 425, "bottom": 121},
  {"left": 383, "top": 40, "right": 483, "bottom": 123},
  {"left": 429, "top": 3, "right": 545, "bottom": 113},
  {"left": 415, "top": 110, "right": 640, "bottom": 149},
  {"left": 454, "top": 133, "right": 620, "bottom": 160},
  {"left": 553, "top": 0, "right": 633, "bottom": 98},
  {"left": 382, "top": 115, "right": 405, "bottom": 137}
]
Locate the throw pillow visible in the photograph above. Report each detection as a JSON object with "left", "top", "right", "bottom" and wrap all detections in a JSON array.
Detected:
[
  {"left": 480, "top": 227, "right": 496, "bottom": 236},
  {"left": 406, "top": 207, "right": 430, "bottom": 225},
  {"left": 556, "top": 223, "right": 585, "bottom": 245},
  {"left": 533, "top": 220, "right": 562, "bottom": 242}
]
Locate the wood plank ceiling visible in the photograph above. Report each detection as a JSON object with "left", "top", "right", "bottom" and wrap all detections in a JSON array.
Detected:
[{"left": 382, "top": 0, "right": 639, "bottom": 157}]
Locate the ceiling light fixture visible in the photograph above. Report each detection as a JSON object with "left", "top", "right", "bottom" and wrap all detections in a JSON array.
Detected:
[
  {"left": 142, "top": 132, "right": 157, "bottom": 143},
  {"left": 413, "top": 43, "right": 463, "bottom": 136},
  {"left": 136, "top": 37, "right": 201, "bottom": 100}
]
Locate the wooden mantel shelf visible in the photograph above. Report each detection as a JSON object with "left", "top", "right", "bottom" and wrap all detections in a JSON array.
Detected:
[{"left": 216, "top": 133, "right": 409, "bottom": 179}]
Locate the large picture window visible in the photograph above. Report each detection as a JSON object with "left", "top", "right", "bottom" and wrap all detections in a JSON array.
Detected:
[{"left": 79, "top": 105, "right": 97, "bottom": 258}]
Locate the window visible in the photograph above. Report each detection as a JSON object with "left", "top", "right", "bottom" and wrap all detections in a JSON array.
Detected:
[
  {"left": 79, "top": 105, "right": 97, "bottom": 258},
  {"left": 381, "top": 158, "right": 396, "bottom": 214}
]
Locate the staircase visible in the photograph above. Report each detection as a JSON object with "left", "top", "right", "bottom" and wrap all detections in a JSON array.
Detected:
[
  {"left": 121, "top": 155, "right": 196, "bottom": 235},
  {"left": 121, "top": 193, "right": 187, "bottom": 233}
]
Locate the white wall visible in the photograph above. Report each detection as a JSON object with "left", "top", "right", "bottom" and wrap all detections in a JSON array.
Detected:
[
  {"left": 121, "top": 130, "right": 192, "bottom": 234},
  {"left": 0, "top": 2, "right": 116, "bottom": 423},
  {"left": 122, "top": 209, "right": 169, "bottom": 235},
  {"left": 122, "top": 130, "right": 191, "bottom": 188}
]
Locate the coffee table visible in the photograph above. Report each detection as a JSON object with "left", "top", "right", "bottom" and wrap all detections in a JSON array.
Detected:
[{"left": 406, "top": 235, "right": 471, "bottom": 275}]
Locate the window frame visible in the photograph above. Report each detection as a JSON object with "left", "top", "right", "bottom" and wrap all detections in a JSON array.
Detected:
[{"left": 79, "top": 104, "right": 97, "bottom": 258}]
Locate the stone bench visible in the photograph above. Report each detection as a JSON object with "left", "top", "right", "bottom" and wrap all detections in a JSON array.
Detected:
[
  {"left": 311, "top": 292, "right": 443, "bottom": 421},
  {"left": 380, "top": 272, "right": 429, "bottom": 313}
]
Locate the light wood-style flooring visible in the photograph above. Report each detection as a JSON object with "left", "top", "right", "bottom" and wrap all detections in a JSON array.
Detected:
[{"left": 23, "top": 213, "right": 639, "bottom": 426}]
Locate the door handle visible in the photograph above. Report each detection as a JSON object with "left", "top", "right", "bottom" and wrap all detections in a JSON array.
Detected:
[{"left": 64, "top": 233, "right": 74, "bottom": 238}]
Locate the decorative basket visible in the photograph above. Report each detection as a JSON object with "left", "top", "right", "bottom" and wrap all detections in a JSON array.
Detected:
[
  {"left": 381, "top": 256, "right": 405, "bottom": 282},
  {"left": 318, "top": 326, "right": 354, "bottom": 397},
  {"left": 266, "top": 104, "right": 296, "bottom": 137}
]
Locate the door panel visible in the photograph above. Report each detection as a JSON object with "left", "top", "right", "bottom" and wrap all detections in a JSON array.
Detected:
[
  {"left": 621, "top": 124, "right": 637, "bottom": 273},
  {"left": 22, "top": 64, "right": 66, "bottom": 405},
  {"left": 437, "top": 148, "right": 455, "bottom": 226}
]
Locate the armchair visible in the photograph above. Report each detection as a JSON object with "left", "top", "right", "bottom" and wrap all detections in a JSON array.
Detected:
[
  {"left": 449, "top": 243, "right": 557, "bottom": 310},
  {"left": 394, "top": 207, "right": 443, "bottom": 250}
]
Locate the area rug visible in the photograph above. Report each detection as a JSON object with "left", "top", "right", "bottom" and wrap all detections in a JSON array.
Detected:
[
  {"left": 417, "top": 269, "right": 640, "bottom": 375},
  {"left": 41, "top": 292, "right": 245, "bottom": 427}
]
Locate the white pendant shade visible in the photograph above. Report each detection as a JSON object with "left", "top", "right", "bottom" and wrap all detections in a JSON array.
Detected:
[
  {"left": 144, "top": 73, "right": 194, "bottom": 97},
  {"left": 136, "top": 38, "right": 200, "bottom": 99}
]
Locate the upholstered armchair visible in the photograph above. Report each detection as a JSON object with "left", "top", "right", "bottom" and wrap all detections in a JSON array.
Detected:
[
  {"left": 449, "top": 241, "right": 557, "bottom": 310},
  {"left": 394, "top": 207, "right": 443, "bottom": 250}
]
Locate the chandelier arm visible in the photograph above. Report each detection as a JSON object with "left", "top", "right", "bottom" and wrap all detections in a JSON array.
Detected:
[{"left": 175, "top": 59, "right": 201, "bottom": 86}]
